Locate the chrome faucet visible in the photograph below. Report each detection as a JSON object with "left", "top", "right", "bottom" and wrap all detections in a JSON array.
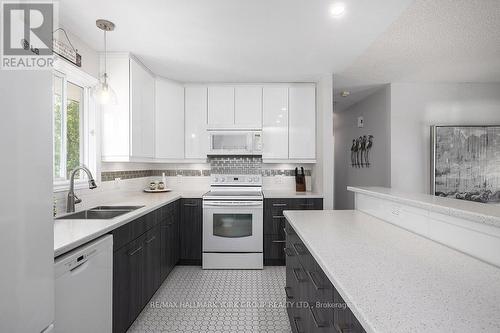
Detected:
[{"left": 66, "top": 165, "right": 97, "bottom": 213}]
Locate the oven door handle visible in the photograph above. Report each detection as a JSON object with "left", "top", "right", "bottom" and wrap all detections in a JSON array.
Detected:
[{"left": 203, "top": 201, "right": 263, "bottom": 207}]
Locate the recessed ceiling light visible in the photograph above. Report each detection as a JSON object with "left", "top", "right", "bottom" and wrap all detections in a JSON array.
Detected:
[{"left": 330, "top": 3, "right": 346, "bottom": 18}]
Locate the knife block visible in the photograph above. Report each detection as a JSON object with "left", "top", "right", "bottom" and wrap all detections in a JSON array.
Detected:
[{"left": 295, "top": 175, "right": 306, "bottom": 192}]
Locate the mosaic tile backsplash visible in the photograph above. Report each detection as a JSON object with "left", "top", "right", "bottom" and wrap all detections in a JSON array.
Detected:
[
  {"left": 209, "top": 156, "right": 262, "bottom": 175},
  {"left": 101, "top": 156, "right": 310, "bottom": 182}
]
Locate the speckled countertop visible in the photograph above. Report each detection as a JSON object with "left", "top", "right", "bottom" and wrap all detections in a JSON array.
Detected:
[
  {"left": 284, "top": 210, "right": 500, "bottom": 333},
  {"left": 349, "top": 186, "right": 500, "bottom": 228},
  {"left": 54, "top": 190, "right": 206, "bottom": 257},
  {"left": 262, "top": 190, "right": 323, "bottom": 199}
]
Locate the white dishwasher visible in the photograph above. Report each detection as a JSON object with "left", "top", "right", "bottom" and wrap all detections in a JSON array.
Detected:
[{"left": 55, "top": 235, "right": 113, "bottom": 333}]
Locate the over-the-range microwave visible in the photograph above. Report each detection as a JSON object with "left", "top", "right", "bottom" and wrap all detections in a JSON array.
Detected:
[{"left": 208, "top": 130, "right": 263, "bottom": 155}]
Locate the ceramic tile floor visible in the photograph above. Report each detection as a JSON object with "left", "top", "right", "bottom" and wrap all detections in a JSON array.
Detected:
[{"left": 127, "top": 266, "right": 292, "bottom": 333}]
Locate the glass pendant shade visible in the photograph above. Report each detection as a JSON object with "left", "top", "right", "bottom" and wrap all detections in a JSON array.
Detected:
[{"left": 93, "top": 74, "right": 117, "bottom": 105}]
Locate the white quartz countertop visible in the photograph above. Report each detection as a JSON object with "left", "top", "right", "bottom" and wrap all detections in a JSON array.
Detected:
[
  {"left": 263, "top": 190, "right": 323, "bottom": 199},
  {"left": 54, "top": 190, "right": 206, "bottom": 257},
  {"left": 349, "top": 186, "right": 500, "bottom": 228},
  {"left": 284, "top": 210, "right": 500, "bottom": 333}
]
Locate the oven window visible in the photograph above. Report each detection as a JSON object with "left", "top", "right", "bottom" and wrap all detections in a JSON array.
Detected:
[{"left": 213, "top": 214, "right": 252, "bottom": 238}]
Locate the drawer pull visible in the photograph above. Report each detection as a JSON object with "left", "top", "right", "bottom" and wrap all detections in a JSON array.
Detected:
[
  {"left": 292, "top": 317, "right": 304, "bottom": 333},
  {"left": 272, "top": 203, "right": 287, "bottom": 207},
  {"left": 292, "top": 268, "right": 307, "bottom": 283},
  {"left": 128, "top": 246, "right": 143, "bottom": 256},
  {"left": 284, "top": 286, "right": 294, "bottom": 299},
  {"left": 272, "top": 240, "right": 286, "bottom": 243},
  {"left": 145, "top": 235, "right": 156, "bottom": 244},
  {"left": 272, "top": 215, "right": 285, "bottom": 219},
  {"left": 298, "top": 203, "right": 314, "bottom": 207},
  {"left": 183, "top": 203, "right": 198, "bottom": 207},
  {"left": 306, "top": 270, "right": 325, "bottom": 290},
  {"left": 309, "top": 306, "right": 328, "bottom": 328},
  {"left": 284, "top": 247, "right": 295, "bottom": 257},
  {"left": 292, "top": 243, "right": 306, "bottom": 255}
]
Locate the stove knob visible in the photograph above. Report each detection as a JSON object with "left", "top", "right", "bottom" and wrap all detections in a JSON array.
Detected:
[
  {"left": 248, "top": 177, "right": 253, "bottom": 183},
  {"left": 214, "top": 177, "right": 218, "bottom": 182},
  {"left": 221, "top": 178, "right": 225, "bottom": 182},
  {"left": 254, "top": 176, "right": 259, "bottom": 182}
]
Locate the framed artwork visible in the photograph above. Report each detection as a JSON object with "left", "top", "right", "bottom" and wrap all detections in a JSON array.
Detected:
[{"left": 431, "top": 125, "right": 500, "bottom": 204}]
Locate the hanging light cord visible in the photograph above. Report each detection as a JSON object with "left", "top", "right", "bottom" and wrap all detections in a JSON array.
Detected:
[{"left": 103, "top": 29, "right": 107, "bottom": 80}]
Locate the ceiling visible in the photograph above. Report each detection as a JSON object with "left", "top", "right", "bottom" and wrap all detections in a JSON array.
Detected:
[
  {"left": 58, "top": 0, "right": 413, "bottom": 82},
  {"left": 334, "top": 0, "right": 500, "bottom": 111}
]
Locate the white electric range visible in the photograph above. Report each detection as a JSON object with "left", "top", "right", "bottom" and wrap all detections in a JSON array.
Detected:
[{"left": 202, "top": 174, "right": 263, "bottom": 269}]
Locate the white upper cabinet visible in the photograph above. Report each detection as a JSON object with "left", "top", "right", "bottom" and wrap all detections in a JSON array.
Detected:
[
  {"left": 130, "top": 57, "right": 155, "bottom": 158},
  {"left": 208, "top": 86, "right": 234, "bottom": 128},
  {"left": 100, "top": 54, "right": 130, "bottom": 161},
  {"left": 185, "top": 86, "right": 208, "bottom": 159},
  {"left": 155, "top": 78, "right": 184, "bottom": 160},
  {"left": 262, "top": 86, "right": 288, "bottom": 160},
  {"left": 101, "top": 54, "right": 155, "bottom": 161},
  {"left": 288, "top": 84, "right": 316, "bottom": 160},
  {"left": 234, "top": 86, "right": 262, "bottom": 128}
]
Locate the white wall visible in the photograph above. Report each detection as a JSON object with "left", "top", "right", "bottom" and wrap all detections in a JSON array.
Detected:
[
  {"left": 334, "top": 85, "right": 391, "bottom": 209},
  {"left": 313, "top": 74, "right": 335, "bottom": 209},
  {"left": 391, "top": 83, "right": 500, "bottom": 194}
]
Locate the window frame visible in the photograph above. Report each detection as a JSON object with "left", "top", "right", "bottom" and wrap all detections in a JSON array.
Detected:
[{"left": 53, "top": 59, "right": 99, "bottom": 192}]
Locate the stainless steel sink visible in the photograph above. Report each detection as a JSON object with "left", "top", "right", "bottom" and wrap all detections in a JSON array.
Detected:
[{"left": 56, "top": 205, "right": 144, "bottom": 220}]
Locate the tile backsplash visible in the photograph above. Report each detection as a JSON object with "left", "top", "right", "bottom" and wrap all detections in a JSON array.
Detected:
[
  {"left": 209, "top": 156, "right": 262, "bottom": 175},
  {"left": 101, "top": 156, "right": 311, "bottom": 182}
]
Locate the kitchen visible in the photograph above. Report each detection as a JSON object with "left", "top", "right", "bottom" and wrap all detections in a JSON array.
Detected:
[{"left": 1, "top": 1, "right": 500, "bottom": 333}]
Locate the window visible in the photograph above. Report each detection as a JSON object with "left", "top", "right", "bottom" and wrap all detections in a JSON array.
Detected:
[
  {"left": 52, "top": 60, "right": 98, "bottom": 190},
  {"left": 53, "top": 75, "right": 84, "bottom": 181}
]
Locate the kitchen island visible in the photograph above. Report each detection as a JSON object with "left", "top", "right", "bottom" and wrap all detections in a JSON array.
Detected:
[{"left": 284, "top": 209, "right": 500, "bottom": 332}]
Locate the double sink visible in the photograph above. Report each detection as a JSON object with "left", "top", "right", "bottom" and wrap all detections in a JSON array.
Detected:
[{"left": 56, "top": 205, "right": 144, "bottom": 220}]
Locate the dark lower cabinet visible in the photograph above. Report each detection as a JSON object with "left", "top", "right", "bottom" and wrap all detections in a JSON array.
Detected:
[
  {"left": 179, "top": 198, "right": 202, "bottom": 265},
  {"left": 264, "top": 198, "right": 323, "bottom": 266},
  {"left": 285, "top": 220, "right": 366, "bottom": 333},
  {"left": 112, "top": 200, "right": 181, "bottom": 333},
  {"left": 160, "top": 201, "right": 180, "bottom": 280}
]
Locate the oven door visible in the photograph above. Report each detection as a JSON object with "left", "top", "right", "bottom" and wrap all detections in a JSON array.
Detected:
[{"left": 203, "top": 200, "right": 263, "bottom": 252}]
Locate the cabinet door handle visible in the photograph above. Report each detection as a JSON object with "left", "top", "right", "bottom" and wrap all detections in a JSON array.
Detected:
[
  {"left": 272, "top": 240, "right": 286, "bottom": 243},
  {"left": 183, "top": 203, "right": 198, "bottom": 207},
  {"left": 293, "top": 268, "right": 307, "bottom": 283},
  {"left": 292, "top": 317, "right": 304, "bottom": 333},
  {"left": 306, "top": 270, "right": 325, "bottom": 290},
  {"left": 309, "top": 306, "right": 328, "bottom": 328},
  {"left": 272, "top": 215, "right": 285, "bottom": 219},
  {"left": 273, "top": 203, "right": 287, "bottom": 207},
  {"left": 298, "top": 203, "right": 314, "bottom": 207},
  {"left": 292, "top": 243, "right": 306, "bottom": 255},
  {"left": 284, "top": 286, "right": 294, "bottom": 299},
  {"left": 145, "top": 235, "right": 156, "bottom": 244},
  {"left": 284, "top": 247, "right": 295, "bottom": 257},
  {"left": 128, "top": 246, "right": 143, "bottom": 256}
]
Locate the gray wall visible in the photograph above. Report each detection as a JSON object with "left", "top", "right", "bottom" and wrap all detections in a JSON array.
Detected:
[
  {"left": 334, "top": 85, "right": 391, "bottom": 209},
  {"left": 391, "top": 83, "right": 500, "bottom": 194}
]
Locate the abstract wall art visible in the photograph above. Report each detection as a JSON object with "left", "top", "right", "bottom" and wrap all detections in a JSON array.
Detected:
[{"left": 431, "top": 126, "right": 500, "bottom": 204}]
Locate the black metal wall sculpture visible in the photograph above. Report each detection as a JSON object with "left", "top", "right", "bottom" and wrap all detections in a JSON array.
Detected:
[{"left": 351, "top": 135, "right": 373, "bottom": 168}]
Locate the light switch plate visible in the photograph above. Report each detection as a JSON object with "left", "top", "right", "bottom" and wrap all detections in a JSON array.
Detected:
[{"left": 357, "top": 116, "right": 364, "bottom": 128}]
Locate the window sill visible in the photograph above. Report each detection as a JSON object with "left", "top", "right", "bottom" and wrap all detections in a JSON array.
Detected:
[{"left": 53, "top": 180, "right": 91, "bottom": 193}]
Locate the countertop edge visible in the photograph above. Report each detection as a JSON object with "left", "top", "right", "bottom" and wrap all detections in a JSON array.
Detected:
[
  {"left": 284, "top": 210, "right": 377, "bottom": 333},
  {"left": 54, "top": 193, "right": 195, "bottom": 257},
  {"left": 348, "top": 186, "right": 500, "bottom": 228},
  {"left": 262, "top": 190, "right": 324, "bottom": 199}
]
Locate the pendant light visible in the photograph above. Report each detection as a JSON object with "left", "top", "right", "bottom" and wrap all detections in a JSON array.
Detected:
[{"left": 93, "top": 19, "right": 117, "bottom": 105}]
